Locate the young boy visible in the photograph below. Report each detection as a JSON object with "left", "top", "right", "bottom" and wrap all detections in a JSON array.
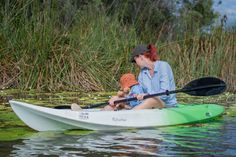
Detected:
[
  {"left": 71, "top": 73, "right": 143, "bottom": 111},
  {"left": 104, "top": 73, "right": 145, "bottom": 110}
]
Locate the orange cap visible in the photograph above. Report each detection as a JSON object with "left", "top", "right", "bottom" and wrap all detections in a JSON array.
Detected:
[{"left": 120, "top": 73, "right": 139, "bottom": 89}]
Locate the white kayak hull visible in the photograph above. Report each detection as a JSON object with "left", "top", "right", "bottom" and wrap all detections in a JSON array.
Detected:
[{"left": 9, "top": 100, "right": 224, "bottom": 131}]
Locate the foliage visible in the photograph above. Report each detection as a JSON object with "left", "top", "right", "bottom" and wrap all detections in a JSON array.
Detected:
[
  {"left": 177, "top": 0, "right": 219, "bottom": 34},
  {"left": 0, "top": 0, "right": 235, "bottom": 92}
]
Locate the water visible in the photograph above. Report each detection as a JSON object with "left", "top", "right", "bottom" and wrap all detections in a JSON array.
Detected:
[
  {"left": 0, "top": 90, "right": 236, "bottom": 156},
  {"left": 2, "top": 121, "right": 236, "bottom": 156}
]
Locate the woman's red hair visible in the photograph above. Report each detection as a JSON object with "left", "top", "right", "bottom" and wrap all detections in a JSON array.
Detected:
[{"left": 143, "top": 44, "right": 160, "bottom": 61}]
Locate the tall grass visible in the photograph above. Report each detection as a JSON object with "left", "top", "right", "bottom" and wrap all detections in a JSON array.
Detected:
[
  {"left": 159, "top": 29, "right": 236, "bottom": 91},
  {"left": 0, "top": 1, "right": 139, "bottom": 91},
  {"left": 0, "top": 1, "right": 235, "bottom": 92}
]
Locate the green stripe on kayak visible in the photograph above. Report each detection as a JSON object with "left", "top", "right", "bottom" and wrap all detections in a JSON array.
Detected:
[{"left": 162, "top": 104, "right": 224, "bottom": 125}]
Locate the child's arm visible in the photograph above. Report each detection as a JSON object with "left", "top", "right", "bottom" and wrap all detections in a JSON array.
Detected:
[{"left": 135, "top": 93, "right": 148, "bottom": 100}]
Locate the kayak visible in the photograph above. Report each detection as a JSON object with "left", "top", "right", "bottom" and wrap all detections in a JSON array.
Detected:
[{"left": 9, "top": 100, "right": 224, "bottom": 131}]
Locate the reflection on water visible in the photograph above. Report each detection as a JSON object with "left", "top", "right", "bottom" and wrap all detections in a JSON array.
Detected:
[{"left": 7, "top": 119, "right": 236, "bottom": 156}]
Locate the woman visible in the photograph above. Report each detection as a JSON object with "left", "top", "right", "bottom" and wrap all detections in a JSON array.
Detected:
[{"left": 130, "top": 44, "right": 177, "bottom": 109}]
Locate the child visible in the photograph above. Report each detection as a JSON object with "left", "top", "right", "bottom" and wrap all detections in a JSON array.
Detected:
[{"left": 104, "top": 73, "right": 145, "bottom": 110}]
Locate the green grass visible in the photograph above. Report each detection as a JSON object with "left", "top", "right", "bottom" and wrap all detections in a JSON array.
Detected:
[
  {"left": 159, "top": 29, "right": 236, "bottom": 91},
  {"left": 0, "top": 1, "right": 235, "bottom": 92}
]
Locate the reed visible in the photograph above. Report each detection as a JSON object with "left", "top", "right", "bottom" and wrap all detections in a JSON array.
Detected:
[
  {"left": 159, "top": 29, "right": 236, "bottom": 91},
  {"left": 0, "top": 1, "right": 235, "bottom": 92}
]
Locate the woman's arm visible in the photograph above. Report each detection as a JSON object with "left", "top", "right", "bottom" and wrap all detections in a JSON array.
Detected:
[{"left": 159, "top": 62, "right": 175, "bottom": 101}]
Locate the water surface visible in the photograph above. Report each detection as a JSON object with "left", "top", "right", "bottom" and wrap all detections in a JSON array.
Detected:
[{"left": 0, "top": 89, "right": 235, "bottom": 156}]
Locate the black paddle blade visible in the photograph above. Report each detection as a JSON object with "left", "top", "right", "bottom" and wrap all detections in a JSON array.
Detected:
[{"left": 182, "top": 77, "right": 226, "bottom": 96}]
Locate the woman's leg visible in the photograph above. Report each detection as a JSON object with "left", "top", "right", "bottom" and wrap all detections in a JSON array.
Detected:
[{"left": 132, "top": 97, "right": 165, "bottom": 110}]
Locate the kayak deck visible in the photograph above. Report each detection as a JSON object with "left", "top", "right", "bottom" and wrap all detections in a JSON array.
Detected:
[{"left": 9, "top": 100, "right": 224, "bottom": 131}]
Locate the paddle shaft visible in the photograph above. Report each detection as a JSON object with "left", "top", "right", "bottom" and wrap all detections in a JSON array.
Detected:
[
  {"left": 83, "top": 83, "right": 226, "bottom": 109},
  {"left": 82, "top": 89, "right": 177, "bottom": 109},
  {"left": 54, "top": 77, "right": 226, "bottom": 109}
]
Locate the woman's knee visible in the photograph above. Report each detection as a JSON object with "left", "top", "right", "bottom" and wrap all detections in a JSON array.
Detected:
[{"left": 133, "top": 97, "right": 165, "bottom": 110}]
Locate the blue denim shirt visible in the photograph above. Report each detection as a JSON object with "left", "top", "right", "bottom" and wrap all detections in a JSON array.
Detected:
[
  {"left": 138, "top": 61, "right": 177, "bottom": 107},
  {"left": 127, "top": 84, "right": 144, "bottom": 107}
]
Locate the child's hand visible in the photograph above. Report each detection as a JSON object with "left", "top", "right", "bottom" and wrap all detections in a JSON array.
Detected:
[
  {"left": 117, "top": 91, "right": 125, "bottom": 97},
  {"left": 108, "top": 96, "right": 120, "bottom": 107},
  {"left": 135, "top": 94, "right": 147, "bottom": 101},
  {"left": 123, "top": 87, "right": 130, "bottom": 94}
]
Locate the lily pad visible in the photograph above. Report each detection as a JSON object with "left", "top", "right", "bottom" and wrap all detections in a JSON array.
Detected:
[{"left": 0, "top": 127, "right": 34, "bottom": 141}]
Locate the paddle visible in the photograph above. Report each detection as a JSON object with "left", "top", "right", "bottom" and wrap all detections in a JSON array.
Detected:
[{"left": 54, "top": 77, "right": 226, "bottom": 109}]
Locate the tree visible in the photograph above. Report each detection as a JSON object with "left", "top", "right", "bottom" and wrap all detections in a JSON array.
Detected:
[
  {"left": 177, "top": 0, "right": 218, "bottom": 33},
  {"left": 102, "top": 0, "right": 176, "bottom": 41}
]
